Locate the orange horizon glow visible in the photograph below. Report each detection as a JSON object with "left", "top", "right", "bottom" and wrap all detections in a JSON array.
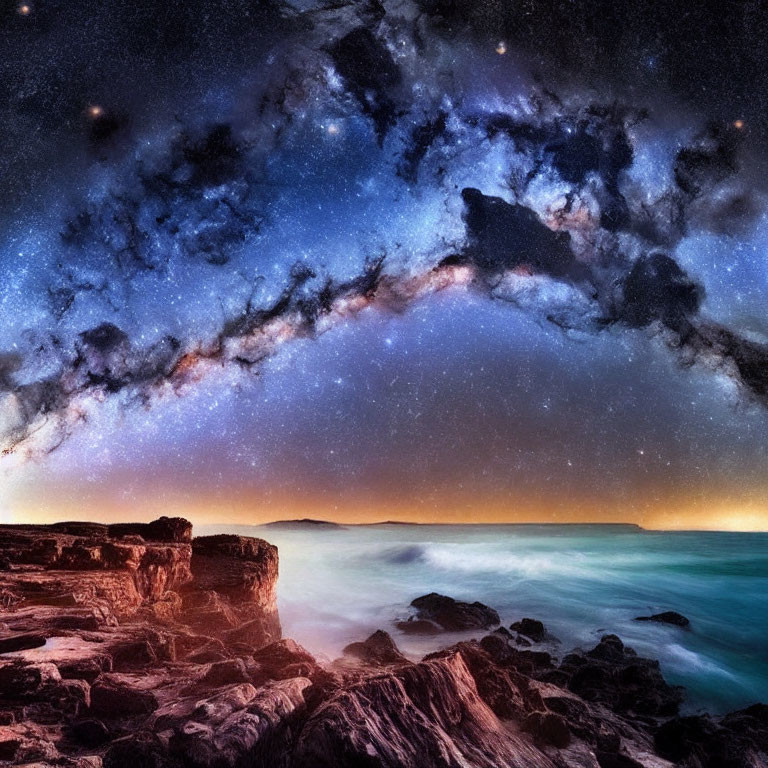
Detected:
[{"left": 5, "top": 487, "right": 768, "bottom": 532}]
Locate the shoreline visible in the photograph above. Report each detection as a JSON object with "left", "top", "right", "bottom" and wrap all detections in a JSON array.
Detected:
[{"left": 0, "top": 517, "right": 765, "bottom": 767}]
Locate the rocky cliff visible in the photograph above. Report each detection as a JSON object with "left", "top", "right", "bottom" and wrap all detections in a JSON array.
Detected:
[{"left": 0, "top": 518, "right": 765, "bottom": 768}]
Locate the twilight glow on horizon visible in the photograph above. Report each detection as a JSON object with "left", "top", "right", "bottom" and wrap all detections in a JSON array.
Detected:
[{"left": 1, "top": 0, "right": 767, "bottom": 530}]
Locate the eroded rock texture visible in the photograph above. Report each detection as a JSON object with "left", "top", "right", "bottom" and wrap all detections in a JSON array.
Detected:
[{"left": 0, "top": 518, "right": 285, "bottom": 767}]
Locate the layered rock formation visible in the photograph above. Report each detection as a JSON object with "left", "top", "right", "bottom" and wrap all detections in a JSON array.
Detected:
[
  {"left": 0, "top": 518, "right": 282, "bottom": 766},
  {"left": 0, "top": 518, "right": 766, "bottom": 768}
]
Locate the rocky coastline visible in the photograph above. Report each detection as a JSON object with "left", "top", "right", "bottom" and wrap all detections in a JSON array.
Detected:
[{"left": 0, "top": 518, "right": 765, "bottom": 768}]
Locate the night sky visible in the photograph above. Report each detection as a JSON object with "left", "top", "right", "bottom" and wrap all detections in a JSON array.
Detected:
[{"left": 1, "top": 0, "right": 767, "bottom": 529}]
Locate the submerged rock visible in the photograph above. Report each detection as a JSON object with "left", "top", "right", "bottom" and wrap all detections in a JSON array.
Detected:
[
  {"left": 409, "top": 593, "right": 500, "bottom": 631},
  {"left": 634, "top": 611, "right": 690, "bottom": 628},
  {"left": 395, "top": 617, "right": 443, "bottom": 635}
]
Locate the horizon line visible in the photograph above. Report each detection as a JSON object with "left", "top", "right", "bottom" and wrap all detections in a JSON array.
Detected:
[
  {"left": 4, "top": 515, "right": 768, "bottom": 534},
  {"left": 209, "top": 517, "right": 768, "bottom": 533}
]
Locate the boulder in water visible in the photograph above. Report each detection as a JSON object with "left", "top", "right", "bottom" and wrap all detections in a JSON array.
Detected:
[
  {"left": 557, "top": 634, "right": 684, "bottom": 717},
  {"left": 409, "top": 593, "right": 500, "bottom": 631},
  {"left": 395, "top": 618, "right": 442, "bottom": 635},
  {"left": 510, "top": 618, "right": 546, "bottom": 642},
  {"left": 634, "top": 611, "right": 690, "bottom": 628}
]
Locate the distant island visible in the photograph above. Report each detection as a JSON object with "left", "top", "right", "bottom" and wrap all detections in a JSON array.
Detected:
[
  {"left": 358, "top": 521, "right": 645, "bottom": 530},
  {"left": 262, "top": 518, "right": 347, "bottom": 529},
  {"left": 259, "top": 519, "right": 645, "bottom": 530}
]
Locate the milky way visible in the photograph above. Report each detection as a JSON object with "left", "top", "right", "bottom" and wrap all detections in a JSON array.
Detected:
[{"left": 1, "top": 0, "right": 767, "bottom": 526}]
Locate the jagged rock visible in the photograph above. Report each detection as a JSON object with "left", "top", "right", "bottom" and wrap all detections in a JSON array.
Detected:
[
  {"left": 518, "top": 649, "right": 555, "bottom": 672},
  {"left": 140, "top": 590, "right": 183, "bottom": 622},
  {"left": 224, "top": 617, "right": 275, "bottom": 649},
  {"left": 191, "top": 683, "right": 259, "bottom": 725},
  {"left": 46, "top": 678, "right": 91, "bottom": 716},
  {"left": 0, "top": 721, "right": 59, "bottom": 763},
  {"left": 0, "top": 661, "right": 61, "bottom": 699},
  {"left": 634, "top": 611, "right": 690, "bottom": 628},
  {"left": 342, "top": 630, "right": 409, "bottom": 666},
  {"left": 510, "top": 618, "right": 546, "bottom": 642},
  {"left": 132, "top": 545, "right": 193, "bottom": 600},
  {"left": 188, "top": 643, "right": 230, "bottom": 665},
  {"left": 558, "top": 635, "right": 684, "bottom": 717},
  {"left": 494, "top": 625, "right": 537, "bottom": 647},
  {"left": 0, "top": 515, "right": 763, "bottom": 768},
  {"left": 182, "top": 590, "right": 239, "bottom": 631},
  {"left": 722, "top": 702, "right": 768, "bottom": 747},
  {"left": 478, "top": 633, "right": 555, "bottom": 677},
  {"left": 57, "top": 648, "right": 114, "bottom": 683},
  {"left": 190, "top": 535, "right": 278, "bottom": 603},
  {"left": 428, "top": 640, "right": 544, "bottom": 720},
  {"left": 654, "top": 706, "right": 768, "bottom": 768},
  {"left": 654, "top": 715, "right": 719, "bottom": 763},
  {"left": 0, "top": 523, "right": 191, "bottom": 592},
  {"left": 0, "top": 735, "right": 20, "bottom": 761},
  {"left": 480, "top": 630, "right": 521, "bottom": 661},
  {"left": 169, "top": 678, "right": 311, "bottom": 768},
  {"left": 595, "top": 751, "right": 647, "bottom": 768},
  {"left": 409, "top": 593, "right": 500, "bottom": 631},
  {"left": 294, "top": 651, "right": 554, "bottom": 768}
]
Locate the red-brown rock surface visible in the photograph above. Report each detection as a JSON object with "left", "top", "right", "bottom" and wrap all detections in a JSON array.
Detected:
[
  {"left": 0, "top": 518, "right": 285, "bottom": 766},
  {"left": 183, "top": 534, "right": 281, "bottom": 649}
]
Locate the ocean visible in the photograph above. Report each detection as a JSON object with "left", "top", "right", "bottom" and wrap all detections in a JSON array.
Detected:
[{"left": 200, "top": 522, "right": 768, "bottom": 715}]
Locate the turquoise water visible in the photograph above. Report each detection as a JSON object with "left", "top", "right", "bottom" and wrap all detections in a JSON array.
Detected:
[{"left": 201, "top": 523, "right": 768, "bottom": 715}]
